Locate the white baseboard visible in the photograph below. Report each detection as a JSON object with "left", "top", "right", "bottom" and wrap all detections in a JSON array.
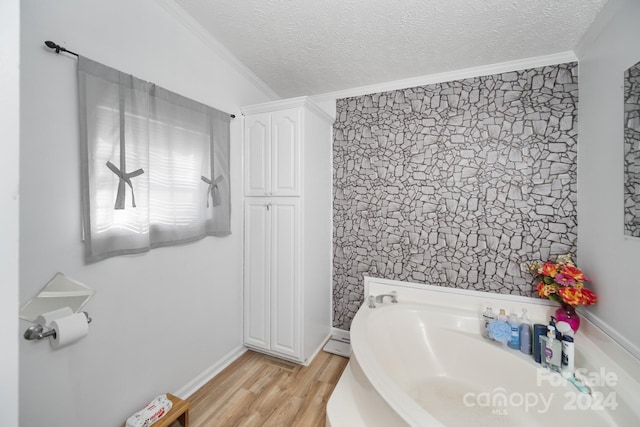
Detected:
[
  {"left": 173, "top": 345, "right": 247, "bottom": 399},
  {"left": 303, "top": 332, "right": 333, "bottom": 366}
]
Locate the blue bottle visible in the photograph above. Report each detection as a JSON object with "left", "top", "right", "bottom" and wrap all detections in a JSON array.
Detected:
[
  {"left": 519, "top": 308, "right": 532, "bottom": 355},
  {"left": 533, "top": 324, "right": 547, "bottom": 363},
  {"left": 508, "top": 313, "right": 521, "bottom": 349}
]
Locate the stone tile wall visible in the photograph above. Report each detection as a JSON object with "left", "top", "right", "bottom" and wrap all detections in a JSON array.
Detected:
[
  {"left": 624, "top": 61, "right": 640, "bottom": 237},
  {"left": 332, "top": 62, "right": 579, "bottom": 329}
]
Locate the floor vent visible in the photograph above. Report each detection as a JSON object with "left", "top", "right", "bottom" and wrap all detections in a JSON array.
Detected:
[
  {"left": 262, "top": 355, "right": 298, "bottom": 372},
  {"left": 323, "top": 335, "right": 351, "bottom": 358}
]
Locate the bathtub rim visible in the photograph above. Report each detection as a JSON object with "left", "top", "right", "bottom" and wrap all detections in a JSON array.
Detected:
[
  {"left": 348, "top": 277, "right": 640, "bottom": 427},
  {"left": 350, "top": 303, "right": 445, "bottom": 427},
  {"left": 362, "top": 276, "right": 640, "bottom": 381}
]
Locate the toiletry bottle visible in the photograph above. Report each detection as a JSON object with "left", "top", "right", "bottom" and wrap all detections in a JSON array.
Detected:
[
  {"left": 555, "top": 321, "right": 572, "bottom": 338},
  {"left": 481, "top": 305, "right": 495, "bottom": 338},
  {"left": 533, "top": 324, "right": 547, "bottom": 363},
  {"left": 519, "top": 309, "right": 532, "bottom": 355},
  {"left": 507, "top": 313, "right": 521, "bottom": 349},
  {"left": 543, "top": 326, "right": 562, "bottom": 372},
  {"left": 549, "top": 316, "right": 562, "bottom": 339},
  {"left": 498, "top": 309, "right": 508, "bottom": 322},
  {"left": 556, "top": 321, "right": 575, "bottom": 378},
  {"left": 561, "top": 335, "right": 575, "bottom": 378}
]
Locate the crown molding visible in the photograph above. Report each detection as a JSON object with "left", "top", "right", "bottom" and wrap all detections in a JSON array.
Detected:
[
  {"left": 311, "top": 51, "right": 578, "bottom": 103},
  {"left": 241, "top": 96, "right": 334, "bottom": 123},
  {"left": 152, "top": 0, "right": 280, "bottom": 101}
]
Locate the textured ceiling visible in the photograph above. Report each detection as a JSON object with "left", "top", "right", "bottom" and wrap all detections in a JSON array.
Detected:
[{"left": 172, "top": 0, "right": 608, "bottom": 98}]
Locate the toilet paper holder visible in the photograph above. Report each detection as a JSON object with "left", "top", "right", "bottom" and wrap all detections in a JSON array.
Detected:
[{"left": 23, "top": 311, "right": 92, "bottom": 341}]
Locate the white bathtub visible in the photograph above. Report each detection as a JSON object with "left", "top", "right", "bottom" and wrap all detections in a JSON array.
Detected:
[{"left": 327, "top": 278, "right": 640, "bottom": 427}]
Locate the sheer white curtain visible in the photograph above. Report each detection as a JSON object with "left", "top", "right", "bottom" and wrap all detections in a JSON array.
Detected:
[{"left": 78, "top": 56, "right": 230, "bottom": 263}]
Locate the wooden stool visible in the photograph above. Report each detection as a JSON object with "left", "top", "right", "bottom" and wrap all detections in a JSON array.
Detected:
[{"left": 123, "top": 394, "right": 191, "bottom": 427}]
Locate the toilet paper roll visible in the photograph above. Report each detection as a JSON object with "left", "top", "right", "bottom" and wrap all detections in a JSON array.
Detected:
[
  {"left": 50, "top": 313, "right": 89, "bottom": 348},
  {"left": 35, "top": 307, "right": 73, "bottom": 327}
]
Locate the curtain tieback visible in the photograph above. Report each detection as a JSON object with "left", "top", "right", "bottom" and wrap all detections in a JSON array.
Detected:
[
  {"left": 201, "top": 175, "right": 224, "bottom": 207},
  {"left": 106, "top": 161, "right": 144, "bottom": 209}
]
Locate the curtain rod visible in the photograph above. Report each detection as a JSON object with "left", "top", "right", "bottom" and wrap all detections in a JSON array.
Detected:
[{"left": 44, "top": 40, "right": 236, "bottom": 119}]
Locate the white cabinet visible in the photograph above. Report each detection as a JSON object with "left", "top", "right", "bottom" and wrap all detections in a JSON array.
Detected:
[
  {"left": 244, "top": 109, "right": 300, "bottom": 196},
  {"left": 243, "top": 200, "right": 270, "bottom": 350},
  {"left": 241, "top": 97, "right": 333, "bottom": 365},
  {"left": 243, "top": 198, "right": 300, "bottom": 359}
]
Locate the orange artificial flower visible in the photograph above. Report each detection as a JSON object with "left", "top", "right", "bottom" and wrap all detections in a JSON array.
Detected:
[
  {"left": 539, "top": 261, "right": 558, "bottom": 277},
  {"left": 537, "top": 282, "right": 556, "bottom": 298},
  {"left": 529, "top": 255, "right": 597, "bottom": 307},
  {"left": 581, "top": 288, "right": 598, "bottom": 306},
  {"left": 558, "top": 287, "right": 582, "bottom": 306},
  {"left": 561, "top": 265, "right": 588, "bottom": 282}
]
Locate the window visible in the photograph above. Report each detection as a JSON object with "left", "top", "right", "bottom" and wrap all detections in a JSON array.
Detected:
[{"left": 78, "top": 56, "right": 230, "bottom": 263}]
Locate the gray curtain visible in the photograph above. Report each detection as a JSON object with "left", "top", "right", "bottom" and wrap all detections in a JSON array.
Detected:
[{"left": 78, "top": 56, "right": 231, "bottom": 263}]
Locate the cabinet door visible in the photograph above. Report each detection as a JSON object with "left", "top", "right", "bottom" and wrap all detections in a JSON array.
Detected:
[
  {"left": 269, "top": 199, "right": 301, "bottom": 359},
  {"left": 271, "top": 109, "right": 300, "bottom": 196},
  {"left": 243, "top": 200, "right": 271, "bottom": 350},
  {"left": 244, "top": 113, "right": 270, "bottom": 196}
]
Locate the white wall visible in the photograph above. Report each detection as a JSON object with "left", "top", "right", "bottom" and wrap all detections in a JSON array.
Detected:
[
  {"left": 0, "top": 0, "right": 20, "bottom": 425},
  {"left": 20, "top": 1, "right": 275, "bottom": 426},
  {"left": 576, "top": 0, "right": 640, "bottom": 357}
]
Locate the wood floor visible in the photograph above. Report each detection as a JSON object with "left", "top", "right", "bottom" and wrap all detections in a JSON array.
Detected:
[{"left": 187, "top": 350, "right": 349, "bottom": 427}]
